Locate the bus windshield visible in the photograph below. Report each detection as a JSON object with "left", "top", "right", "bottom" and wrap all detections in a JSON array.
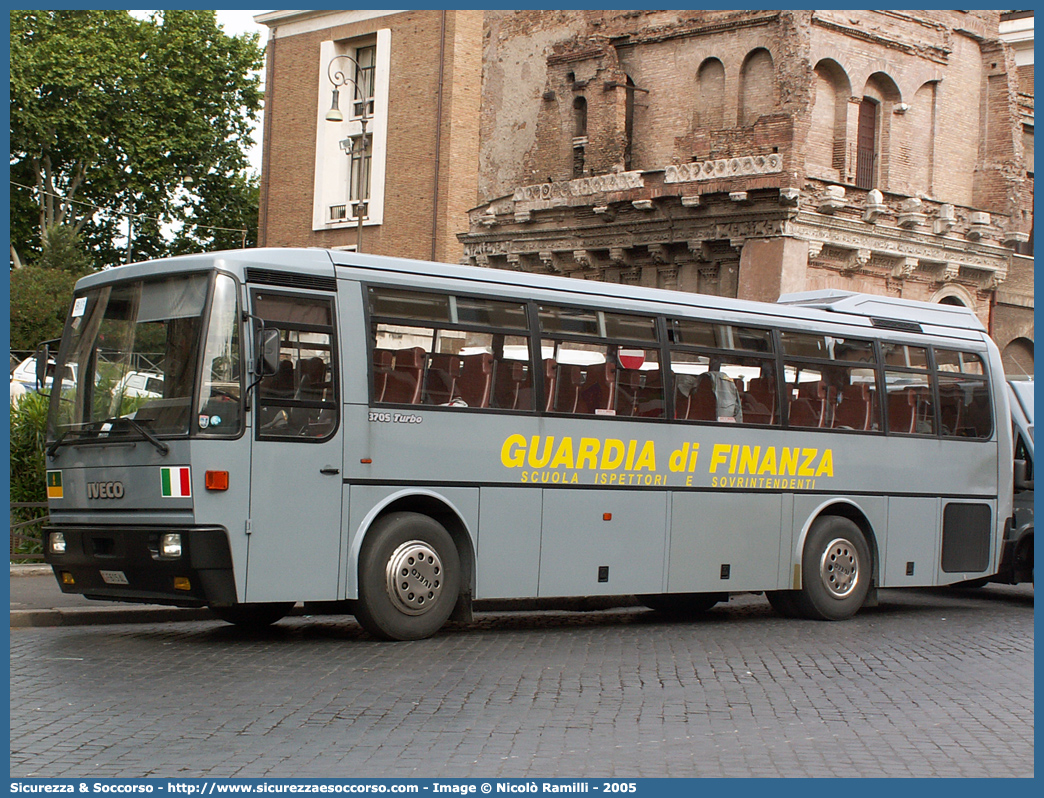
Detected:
[{"left": 47, "top": 272, "right": 242, "bottom": 446}]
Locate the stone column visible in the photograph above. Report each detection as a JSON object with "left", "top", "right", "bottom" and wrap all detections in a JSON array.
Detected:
[{"left": 736, "top": 237, "right": 809, "bottom": 303}]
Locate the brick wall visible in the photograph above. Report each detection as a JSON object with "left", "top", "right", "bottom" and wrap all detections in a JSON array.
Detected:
[{"left": 259, "top": 10, "right": 482, "bottom": 262}]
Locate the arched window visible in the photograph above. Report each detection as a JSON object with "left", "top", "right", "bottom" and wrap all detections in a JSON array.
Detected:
[
  {"left": 624, "top": 75, "right": 635, "bottom": 171},
  {"left": 809, "top": 60, "right": 851, "bottom": 179},
  {"left": 857, "top": 73, "right": 901, "bottom": 191},
  {"left": 1002, "top": 337, "right": 1034, "bottom": 377},
  {"left": 855, "top": 98, "right": 879, "bottom": 189},
  {"left": 696, "top": 58, "right": 725, "bottom": 129},
  {"left": 573, "top": 96, "right": 587, "bottom": 137},
  {"left": 572, "top": 97, "right": 588, "bottom": 178},
  {"left": 738, "top": 48, "right": 776, "bottom": 125}
]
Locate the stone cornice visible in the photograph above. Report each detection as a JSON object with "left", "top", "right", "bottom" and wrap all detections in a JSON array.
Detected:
[
  {"left": 811, "top": 13, "right": 951, "bottom": 64},
  {"left": 788, "top": 211, "right": 1009, "bottom": 288}
]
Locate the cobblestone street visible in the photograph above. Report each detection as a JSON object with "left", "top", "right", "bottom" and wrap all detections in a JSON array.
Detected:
[{"left": 10, "top": 585, "right": 1033, "bottom": 779}]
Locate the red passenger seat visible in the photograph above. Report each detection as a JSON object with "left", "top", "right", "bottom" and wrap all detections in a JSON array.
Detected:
[
  {"left": 833, "top": 383, "right": 873, "bottom": 430},
  {"left": 384, "top": 347, "right": 425, "bottom": 404},
  {"left": 542, "top": 359, "right": 557, "bottom": 412},
  {"left": 746, "top": 377, "right": 776, "bottom": 425},
  {"left": 616, "top": 369, "right": 664, "bottom": 418},
  {"left": 457, "top": 353, "right": 494, "bottom": 408},
  {"left": 425, "top": 353, "right": 463, "bottom": 405},
  {"left": 556, "top": 361, "right": 616, "bottom": 415},
  {"left": 887, "top": 388, "right": 917, "bottom": 434},
  {"left": 373, "top": 349, "right": 394, "bottom": 402}
]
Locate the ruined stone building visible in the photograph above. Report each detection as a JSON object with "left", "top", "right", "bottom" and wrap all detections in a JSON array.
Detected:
[
  {"left": 255, "top": 10, "right": 1033, "bottom": 372},
  {"left": 995, "top": 10, "right": 1034, "bottom": 375}
]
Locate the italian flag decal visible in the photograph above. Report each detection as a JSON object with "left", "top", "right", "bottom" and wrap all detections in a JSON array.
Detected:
[
  {"left": 161, "top": 467, "right": 192, "bottom": 498},
  {"left": 46, "top": 470, "right": 63, "bottom": 499}
]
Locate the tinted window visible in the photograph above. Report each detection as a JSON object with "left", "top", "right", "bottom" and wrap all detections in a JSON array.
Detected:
[
  {"left": 936, "top": 349, "right": 986, "bottom": 375},
  {"left": 881, "top": 342, "right": 930, "bottom": 370},
  {"left": 781, "top": 332, "right": 874, "bottom": 362},
  {"left": 672, "top": 320, "right": 772, "bottom": 352}
]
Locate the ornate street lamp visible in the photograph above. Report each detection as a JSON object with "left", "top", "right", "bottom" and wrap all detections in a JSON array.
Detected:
[{"left": 325, "top": 54, "right": 372, "bottom": 253}]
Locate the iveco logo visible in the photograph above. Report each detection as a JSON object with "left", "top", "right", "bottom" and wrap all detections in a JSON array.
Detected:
[{"left": 87, "top": 481, "right": 125, "bottom": 499}]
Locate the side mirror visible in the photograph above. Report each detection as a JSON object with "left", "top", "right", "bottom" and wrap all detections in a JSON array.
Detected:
[
  {"left": 258, "top": 328, "right": 281, "bottom": 377},
  {"left": 34, "top": 343, "right": 51, "bottom": 391},
  {"left": 1014, "top": 459, "right": 1034, "bottom": 491}
]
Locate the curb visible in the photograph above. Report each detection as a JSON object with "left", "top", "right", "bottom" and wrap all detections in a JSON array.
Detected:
[
  {"left": 11, "top": 607, "right": 217, "bottom": 628},
  {"left": 11, "top": 564, "right": 53, "bottom": 577}
]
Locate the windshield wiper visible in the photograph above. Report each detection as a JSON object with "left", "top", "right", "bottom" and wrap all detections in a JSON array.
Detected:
[
  {"left": 46, "top": 432, "right": 72, "bottom": 459},
  {"left": 47, "top": 417, "right": 170, "bottom": 457},
  {"left": 111, "top": 416, "right": 170, "bottom": 456}
]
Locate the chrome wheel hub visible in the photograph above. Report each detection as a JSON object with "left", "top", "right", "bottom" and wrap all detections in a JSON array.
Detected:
[
  {"left": 820, "top": 537, "right": 860, "bottom": 599},
  {"left": 386, "top": 541, "right": 443, "bottom": 615}
]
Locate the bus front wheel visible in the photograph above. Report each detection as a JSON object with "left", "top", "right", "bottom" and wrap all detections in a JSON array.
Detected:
[
  {"left": 355, "top": 511, "right": 461, "bottom": 641},
  {"left": 793, "top": 516, "right": 871, "bottom": 621}
]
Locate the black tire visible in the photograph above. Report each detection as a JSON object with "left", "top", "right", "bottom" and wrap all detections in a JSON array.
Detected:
[
  {"left": 792, "top": 516, "right": 871, "bottom": 621},
  {"left": 211, "top": 602, "right": 294, "bottom": 628},
  {"left": 355, "top": 511, "right": 461, "bottom": 641},
  {"left": 766, "top": 590, "right": 802, "bottom": 618}
]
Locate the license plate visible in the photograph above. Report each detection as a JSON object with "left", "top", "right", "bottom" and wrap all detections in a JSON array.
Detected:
[{"left": 99, "top": 570, "right": 129, "bottom": 585}]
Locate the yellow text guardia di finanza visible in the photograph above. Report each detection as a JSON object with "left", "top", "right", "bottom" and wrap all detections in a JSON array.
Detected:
[{"left": 500, "top": 434, "right": 834, "bottom": 488}]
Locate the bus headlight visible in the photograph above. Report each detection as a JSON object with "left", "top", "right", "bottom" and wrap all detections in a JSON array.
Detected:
[
  {"left": 48, "top": 532, "right": 67, "bottom": 555},
  {"left": 160, "top": 533, "right": 183, "bottom": 558}
]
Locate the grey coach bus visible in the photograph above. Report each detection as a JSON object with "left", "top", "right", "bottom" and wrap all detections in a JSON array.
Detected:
[{"left": 41, "top": 248, "right": 1013, "bottom": 640}]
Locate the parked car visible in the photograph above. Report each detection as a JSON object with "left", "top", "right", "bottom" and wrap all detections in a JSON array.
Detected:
[
  {"left": 9, "top": 355, "right": 76, "bottom": 404},
  {"left": 112, "top": 370, "right": 164, "bottom": 399}
]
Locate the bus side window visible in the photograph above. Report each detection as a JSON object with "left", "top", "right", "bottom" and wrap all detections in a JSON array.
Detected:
[
  {"left": 369, "top": 288, "right": 531, "bottom": 412},
  {"left": 671, "top": 350, "right": 776, "bottom": 426},
  {"left": 935, "top": 349, "right": 992, "bottom": 439},
  {"left": 252, "top": 292, "right": 338, "bottom": 440}
]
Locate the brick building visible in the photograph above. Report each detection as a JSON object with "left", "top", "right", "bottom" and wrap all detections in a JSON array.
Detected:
[
  {"left": 255, "top": 9, "right": 483, "bottom": 264},
  {"left": 995, "top": 10, "right": 1034, "bottom": 375},
  {"left": 458, "top": 10, "right": 1033, "bottom": 372},
  {"left": 255, "top": 10, "right": 1032, "bottom": 371}
]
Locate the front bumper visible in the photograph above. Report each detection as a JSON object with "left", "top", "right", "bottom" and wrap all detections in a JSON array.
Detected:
[{"left": 42, "top": 525, "right": 237, "bottom": 607}]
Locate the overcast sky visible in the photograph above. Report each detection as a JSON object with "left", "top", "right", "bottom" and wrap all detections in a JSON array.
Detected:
[{"left": 214, "top": 9, "right": 270, "bottom": 40}]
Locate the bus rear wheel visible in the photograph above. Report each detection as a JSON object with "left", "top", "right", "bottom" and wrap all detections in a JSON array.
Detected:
[
  {"left": 355, "top": 512, "right": 461, "bottom": 641},
  {"left": 212, "top": 602, "right": 294, "bottom": 629},
  {"left": 792, "top": 516, "right": 871, "bottom": 621}
]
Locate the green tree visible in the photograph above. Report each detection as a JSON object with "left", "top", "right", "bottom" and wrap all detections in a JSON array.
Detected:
[
  {"left": 10, "top": 225, "right": 93, "bottom": 350},
  {"left": 10, "top": 391, "right": 51, "bottom": 559},
  {"left": 10, "top": 267, "right": 81, "bottom": 351},
  {"left": 9, "top": 9, "right": 263, "bottom": 268}
]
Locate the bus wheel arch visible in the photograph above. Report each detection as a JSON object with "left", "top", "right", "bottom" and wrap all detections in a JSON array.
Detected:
[
  {"left": 354, "top": 494, "right": 475, "bottom": 639},
  {"left": 772, "top": 502, "right": 878, "bottom": 621}
]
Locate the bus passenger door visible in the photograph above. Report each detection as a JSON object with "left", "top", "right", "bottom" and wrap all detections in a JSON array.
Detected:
[{"left": 245, "top": 290, "right": 344, "bottom": 602}]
